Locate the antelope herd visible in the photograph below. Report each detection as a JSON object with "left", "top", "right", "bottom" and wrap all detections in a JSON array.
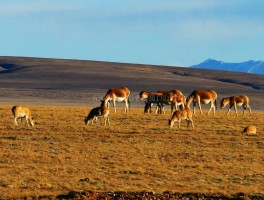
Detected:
[{"left": 9, "top": 86, "right": 255, "bottom": 132}]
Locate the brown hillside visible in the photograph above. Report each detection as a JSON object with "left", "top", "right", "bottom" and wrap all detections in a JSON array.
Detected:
[{"left": 0, "top": 56, "right": 263, "bottom": 109}]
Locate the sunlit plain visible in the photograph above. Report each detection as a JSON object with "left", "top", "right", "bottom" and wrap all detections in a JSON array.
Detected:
[{"left": 0, "top": 105, "right": 263, "bottom": 198}]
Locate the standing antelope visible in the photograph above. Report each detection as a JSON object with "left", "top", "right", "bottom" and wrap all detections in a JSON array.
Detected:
[
  {"left": 140, "top": 90, "right": 182, "bottom": 114},
  {"left": 220, "top": 95, "right": 252, "bottom": 116},
  {"left": 12, "top": 106, "right": 35, "bottom": 127},
  {"left": 157, "top": 90, "right": 185, "bottom": 114},
  {"left": 139, "top": 91, "right": 168, "bottom": 114},
  {"left": 168, "top": 90, "right": 186, "bottom": 113},
  {"left": 84, "top": 100, "right": 110, "bottom": 125},
  {"left": 168, "top": 107, "right": 194, "bottom": 129},
  {"left": 187, "top": 90, "right": 217, "bottom": 115},
  {"left": 103, "top": 87, "right": 130, "bottom": 113}
]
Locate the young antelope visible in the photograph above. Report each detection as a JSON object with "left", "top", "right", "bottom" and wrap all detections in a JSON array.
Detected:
[
  {"left": 168, "top": 108, "right": 194, "bottom": 129},
  {"left": 84, "top": 101, "right": 110, "bottom": 126},
  {"left": 12, "top": 106, "right": 35, "bottom": 127}
]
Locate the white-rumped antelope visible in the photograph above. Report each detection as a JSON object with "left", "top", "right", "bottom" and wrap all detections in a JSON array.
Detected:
[
  {"left": 168, "top": 107, "right": 194, "bottom": 129},
  {"left": 103, "top": 87, "right": 130, "bottom": 113},
  {"left": 12, "top": 106, "right": 35, "bottom": 127},
  {"left": 187, "top": 90, "right": 217, "bottom": 115},
  {"left": 84, "top": 100, "right": 110, "bottom": 126},
  {"left": 168, "top": 90, "right": 186, "bottom": 113},
  {"left": 140, "top": 90, "right": 186, "bottom": 114},
  {"left": 139, "top": 91, "right": 168, "bottom": 114},
  {"left": 220, "top": 95, "right": 252, "bottom": 116}
]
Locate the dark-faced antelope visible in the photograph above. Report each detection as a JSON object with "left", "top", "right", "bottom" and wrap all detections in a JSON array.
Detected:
[
  {"left": 220, "top": 95, "right": 252, "bottom": 116},
  {"left": 168, "top": 107, "right": 194, "bottom": 129},
  {"left": 139, "top": 91, "right": 168, "bottom": 114},
  {"left": 103, "top": 87, "right": 130, "bottom": 113},
  {"left": 84, "top": 100, "right": 110, "bottom": 126},
  {"left": 12, "top": 106, "right": 35, "bottom": 127},
  {"left": 187, "top": 90, "right": 217, "bottom": 115}
]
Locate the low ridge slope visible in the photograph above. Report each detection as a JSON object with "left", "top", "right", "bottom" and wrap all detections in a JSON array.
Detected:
[{"left": 0, "top": 56, "right": 263, "bottom": 109}]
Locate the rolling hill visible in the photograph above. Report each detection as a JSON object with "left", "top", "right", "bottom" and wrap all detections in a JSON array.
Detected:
[
  {"left": 0, "top": 56, "right": 263, "bottom": 109},
  {"left": 191, "top": 59, "right": 264, "bottom": 74}
]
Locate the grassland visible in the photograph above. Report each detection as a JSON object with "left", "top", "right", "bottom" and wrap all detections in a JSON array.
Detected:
[{"left": 0, "top": 104, "right": 263, "bottom": 199}]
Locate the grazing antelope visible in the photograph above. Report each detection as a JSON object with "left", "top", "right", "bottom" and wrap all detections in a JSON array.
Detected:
[
  {"left": 187, "top": 90, "right": 217, "bottom": 115},
  {"left": 139, "top": 91, "right": 168, "bottom": 114},
  {"left": 84, "top": 100, "right": 110, "bottom": 126},
  {"left": 220, "top": 95, "right": 252, "bottom": 116},
  {"left": 140, "top": 90, "right": 186, "bottom": 114},
  {"left": 103, "top": 87, "right": 130, "bottom": 113},
  {"left": 12, "top": 106, "right": 35, "bottom": 127},
  {"left": 168, "top": 107, "right": 194, "bottom": 129}
]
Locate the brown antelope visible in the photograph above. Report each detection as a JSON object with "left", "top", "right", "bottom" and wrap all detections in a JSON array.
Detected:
[
  {"left": 103, "top": 87, "right": 130, "bottom": 113},
  {"left": 220, "top": 95, "right": 252, "bottom": 116},
  {"left": 12, "top": 106, "right": 35, "bottom": 127},
  {"left": 140, "top": 90, "right": 183, "bottom": 114},
  {"left": 187, "top": 90, "right": 217, "bottom": 115},
  {"left": 155, "top": 90, "right": 186, "bottom": 114},
  {"left": 168, "top": 90, "right": 186, "bottom": 113},
  {"left": 85, "top": 100, "right": 110, "bottom": 125},
  {"left": 139, "top": 91, "right": 167, "bottom": 114},
  {"left": 168, "top": 107, "right": 194, "bottom": 129}
]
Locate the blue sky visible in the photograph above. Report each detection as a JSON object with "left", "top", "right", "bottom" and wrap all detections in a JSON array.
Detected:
[{"left": 0, "top": 0, "right": 264, "bottom": 67}]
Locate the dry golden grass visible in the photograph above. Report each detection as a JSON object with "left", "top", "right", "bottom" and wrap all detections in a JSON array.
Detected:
[{"left": 0, "top": 105, "right": 263, "bottom": 198}]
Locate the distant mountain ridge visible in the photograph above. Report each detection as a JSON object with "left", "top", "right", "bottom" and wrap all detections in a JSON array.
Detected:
[{"left": 190, "top": 59, "right": 264, "bottom": 74}]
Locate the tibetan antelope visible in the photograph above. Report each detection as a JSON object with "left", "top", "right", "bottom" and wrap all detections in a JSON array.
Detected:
[
  {"left": 168, "top": 106, "right": 194, "bottom": 129},
  {"left": 220, "top": 95, "right": 252, "bottom": 116},
  {"left": 12, "top": 106, "right": 35, "bottom": 127},
  {"left": 139, "top": 91, "right": 168, "bottom": 114},
  {"left": 168, "top": 90, "right": 186, "bottom": 113},
  {"left": 187, "top": 90, "right": 217, "bottom": 115},
  {"left": 140, "top": 90, "right": 186, "bottom": 114},
  {"left": 157, "top": 90, "right": 186, "bottom": 114},
  {"left": 103, "top": 87, "right": 130, "bottom": 113},
  {"left": 84, "top": 100, "right": 110, "bottom": 125}
]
